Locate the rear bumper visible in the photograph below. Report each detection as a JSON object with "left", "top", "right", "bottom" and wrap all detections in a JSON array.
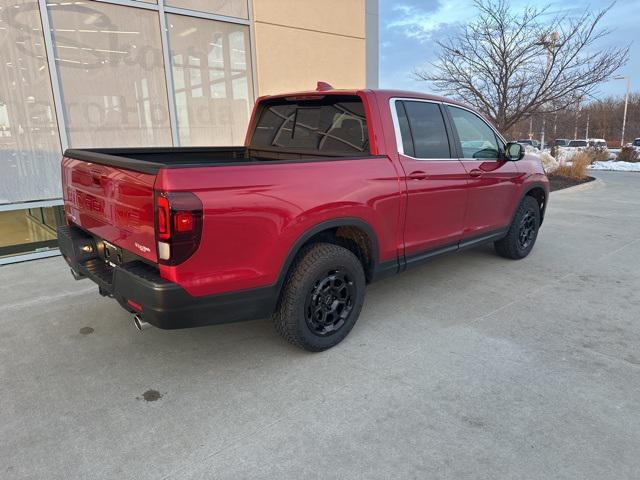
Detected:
[{"left": 57, "top": 225, "right": 277, "bottom": 329}]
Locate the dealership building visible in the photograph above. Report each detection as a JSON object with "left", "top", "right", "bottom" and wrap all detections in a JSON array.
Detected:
[{"left": 0, "top": 0, "right": 378, "bottom": 264}]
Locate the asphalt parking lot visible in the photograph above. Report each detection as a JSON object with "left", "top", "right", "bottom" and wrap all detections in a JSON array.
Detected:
[{"left": 2, "top": 171, "right": 639, "bottom": 479}]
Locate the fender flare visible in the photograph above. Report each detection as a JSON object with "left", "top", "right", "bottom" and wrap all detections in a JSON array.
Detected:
[
  {"left": 275, "top": 217, "right": 381, "bottom": 288},
  {"left": 512, "top": 182, "right": 549, "bottom": 226}
]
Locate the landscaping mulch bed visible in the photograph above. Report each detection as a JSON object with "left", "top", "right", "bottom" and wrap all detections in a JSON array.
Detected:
[{"left": 549, "top": 175, "right": 596, "bottom": 192}]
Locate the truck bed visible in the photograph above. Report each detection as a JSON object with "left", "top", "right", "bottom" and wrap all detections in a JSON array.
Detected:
[
  {"left": 65, "top": 146, "right": 368, "bottom": 174},
  {"left": 64, "top": 147, "right": 250, "bottom": 174}
]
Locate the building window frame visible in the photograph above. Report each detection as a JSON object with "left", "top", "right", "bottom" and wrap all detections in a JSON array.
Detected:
[
  {"left": 36, "top": 0, "right": 256, "bottom": 153},
  {"left": 1, "top": 0, "right": 257, "bottom": 263}
]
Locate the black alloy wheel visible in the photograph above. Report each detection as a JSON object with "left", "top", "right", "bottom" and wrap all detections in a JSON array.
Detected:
[
  {"left": 304, "top": 269, "right": 356, "bottom": 337},
  {"left": 494, "top": 195, "right": 541, "bottom": 259},
  {"left": 273, "top": 242, "right": 366, "bottom": 352},
  {"left": 517, "top": 209, "right": 537, "bottom": 250}
]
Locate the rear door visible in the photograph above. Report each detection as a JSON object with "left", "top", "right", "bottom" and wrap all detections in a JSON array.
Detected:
[
  {"left": 391, "top": 99, "right": 469, "bottom": 260},
  {"left": 445, "top": 105, "right": 520, "bottom": 238},
  {"left": 61, "top": 157, "right": 158, "bottom": 263}
]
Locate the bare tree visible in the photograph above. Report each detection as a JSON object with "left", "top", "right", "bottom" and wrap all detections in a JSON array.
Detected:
[{"left": 415, "top": 0, "right": 629, "bottom": 132}]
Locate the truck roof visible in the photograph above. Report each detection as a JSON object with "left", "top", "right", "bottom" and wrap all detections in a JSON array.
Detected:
[{"left": 259, "top": 87, "right": 473, "bottom": 111}]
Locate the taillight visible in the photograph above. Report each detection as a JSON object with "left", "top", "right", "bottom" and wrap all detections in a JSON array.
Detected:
[
  {"left": 154, "top": 191, "right": 203, "bottom": 265},
  {"left": 157, "top": 194, "right": 170, "bottom": 240},
  {"left": 174, "top": 212, "right": 194, "bottom": 232}
]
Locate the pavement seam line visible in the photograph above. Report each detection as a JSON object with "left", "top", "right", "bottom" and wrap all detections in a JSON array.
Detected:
[
  {"left": 581, "top": 345, "right": 640, "bottom": 370},
  {"left": 4, "top": 286, "right": 96, "bottom": 311}
]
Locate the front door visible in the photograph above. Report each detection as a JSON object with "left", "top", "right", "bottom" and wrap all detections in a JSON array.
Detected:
[
  {"left": 392, "top": 99, "right": 469, "bottom": 261},
  {"left": 445, "top": 105, "right": 521, "bottom": 239}
]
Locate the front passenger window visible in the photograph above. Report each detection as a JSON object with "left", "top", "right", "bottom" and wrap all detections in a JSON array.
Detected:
[{"left": 448, "top": 106, "right": 500, "bottom": 159}]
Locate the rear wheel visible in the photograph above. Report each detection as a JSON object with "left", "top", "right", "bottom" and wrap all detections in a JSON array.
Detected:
[
  {"left": 494, "top": 196, "right": 540, "bottom": 259},
  {"left": 273, "top": 243, "right": 365, "bottom": 352}
]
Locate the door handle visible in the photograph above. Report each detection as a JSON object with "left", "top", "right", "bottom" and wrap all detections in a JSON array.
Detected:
[
  {"left": 469, "top": 169, "right": 483, "bottom": 178},
  {"left": 408, "top": 170, "right": 428, "bottom": 180}
]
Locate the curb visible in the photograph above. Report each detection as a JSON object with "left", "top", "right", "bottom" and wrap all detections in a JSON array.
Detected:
[{"left": 551, "top": 177, "right": 604, "bottom": 195}]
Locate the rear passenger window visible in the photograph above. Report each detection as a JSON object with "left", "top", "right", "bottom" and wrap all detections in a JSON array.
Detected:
[
  {"left": 394, "top": 101, "right": 415, "bottom": 157},
  {"left": 402, "top": 101, "right": 451, "bottom": 159}
]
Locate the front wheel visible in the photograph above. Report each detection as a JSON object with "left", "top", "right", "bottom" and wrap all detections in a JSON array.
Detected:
[
  {"left": 273, "top": 243, "right": 366, "bottom": 352},
  {"left": 494, "top": 196, "right": 541, "bottom": 259}
]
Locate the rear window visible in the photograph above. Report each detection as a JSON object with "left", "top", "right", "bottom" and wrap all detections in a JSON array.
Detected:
[
  {"left": 250, "top": 96, "right": 369, "bottom": 155},
  {"left": 569, "top": 140, "right": 587, "bottom": 147}
]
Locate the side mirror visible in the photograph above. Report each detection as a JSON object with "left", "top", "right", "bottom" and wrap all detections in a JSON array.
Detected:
[{"left": 505, "top": 142, "right": 525, "bottom": 161}]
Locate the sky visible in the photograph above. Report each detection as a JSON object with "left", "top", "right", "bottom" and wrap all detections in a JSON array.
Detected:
[{"left": 379, "top": 0, "right": 639, "bottom": 100}]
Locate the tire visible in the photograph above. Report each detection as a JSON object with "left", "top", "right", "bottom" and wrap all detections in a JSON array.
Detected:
[
  {"left": 273, "top": 242, "right": 366, "bottom": 352},
  {"left": 494, "top": 196, "right": 541, "bottom": 259}
]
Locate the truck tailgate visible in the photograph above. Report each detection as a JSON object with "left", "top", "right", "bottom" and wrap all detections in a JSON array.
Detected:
[{"left": 61, "top": 156, "right": 158, "bottom": 263}]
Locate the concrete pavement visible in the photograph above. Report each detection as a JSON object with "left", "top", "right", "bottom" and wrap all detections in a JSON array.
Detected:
[{"left": 1, "top": 171, "right": 640, "bottom": 479}]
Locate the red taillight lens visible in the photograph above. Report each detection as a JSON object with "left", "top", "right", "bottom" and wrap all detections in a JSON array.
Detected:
[
  {"left": 155, "top": 191, "right": 203, "bottom": 265},
  {"left": 157, "top": 194, "right": 170, "bottom": 240},
  {"left": 174, "top": 212, "right": 194, "bottom": 232}
]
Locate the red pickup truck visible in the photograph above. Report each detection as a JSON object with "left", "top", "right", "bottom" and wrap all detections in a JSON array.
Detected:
[{"left": 58, "top": 86, "right": 549, "bottom": 351}]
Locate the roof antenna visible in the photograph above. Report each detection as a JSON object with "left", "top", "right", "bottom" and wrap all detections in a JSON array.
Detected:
[{"left": 316, "top": 81, "right": 334, "bottom": 92}]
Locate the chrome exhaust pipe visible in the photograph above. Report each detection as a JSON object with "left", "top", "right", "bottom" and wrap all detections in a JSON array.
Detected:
[{"left": 133, "top": 314, "right": 152, "bottom": 332}]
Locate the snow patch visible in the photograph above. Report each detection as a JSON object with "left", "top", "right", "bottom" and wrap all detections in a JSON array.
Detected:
[
  {"left": 589, "top": 161, "right": 640, "bottom": 172},
  {"left": 539, "top": 151, "right": 559, "bottom": 172},
  {"left": 555, "top": 148, "right": 577, "bottom": 163}
]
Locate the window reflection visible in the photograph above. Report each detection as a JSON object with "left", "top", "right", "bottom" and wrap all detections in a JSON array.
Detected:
[
  {"left": 47, "top": 0, "right": 172, "bottom": 147},
  {"left": 0, "top": 206, "right": 64, "bottom": 258},
  {"left": 168, "top": 14, "right": 253, "bottom": 146},
  {"left": 166, "top": 0, "right": 248, "bottom": 20},
  {"left": 251, "top": 98, "right": 369, "bottom": 154},
  {"left": 0, "top": 0, "right": 62, "bottom": 204}
]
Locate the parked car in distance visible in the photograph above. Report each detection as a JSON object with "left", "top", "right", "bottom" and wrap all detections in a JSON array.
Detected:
[
  {"left": 587, "top": 138, "right": 608, "bottom": 149},
  {"left": 567, "top": 139, "right": 588, "bottom": 150},
  {"left": 554, "top": 139, "right": 570, "bottom": 147},
  {"left": 518, "top": 139, "right": 542, "bottom": 150},
  {"left": 559, "top": 139, "right": 595, "bottom": 160},
  {"left": 632, "top": 138, "right": 640, "bottom": 152},
  {"left": 57, "top": 85, "right": 549, "bottom": 351}
]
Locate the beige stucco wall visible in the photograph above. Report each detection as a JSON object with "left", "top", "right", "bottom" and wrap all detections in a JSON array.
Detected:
[{"left": 251, "top": 0, "right": 369, "bottom": 95}]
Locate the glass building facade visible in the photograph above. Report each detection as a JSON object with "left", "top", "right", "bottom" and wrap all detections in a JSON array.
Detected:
[{"left": 0, "top": 0, "right": 255, "bottom": 263}]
